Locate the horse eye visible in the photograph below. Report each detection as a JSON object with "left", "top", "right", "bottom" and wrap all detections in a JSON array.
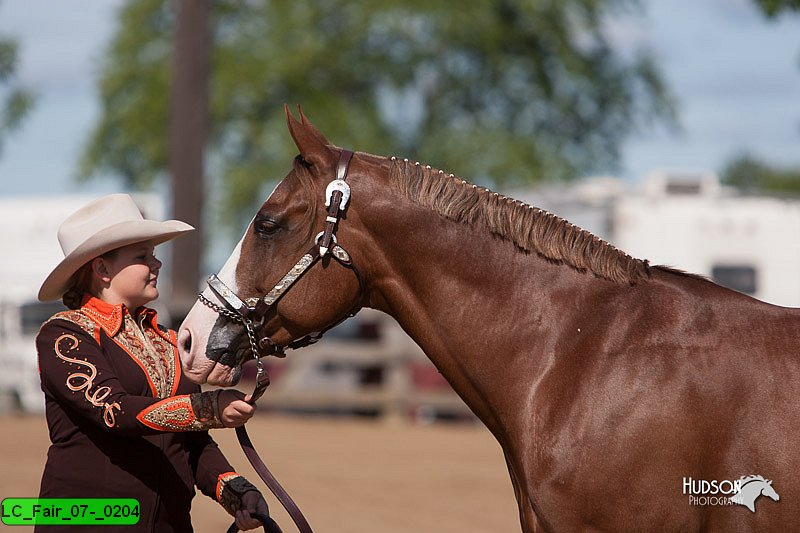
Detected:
[
  {"left": 295, "top": 155, "right": 312, "bottom": 169},
  {"left": 253, "top": 217, "right": 279, "bottom": 236}
]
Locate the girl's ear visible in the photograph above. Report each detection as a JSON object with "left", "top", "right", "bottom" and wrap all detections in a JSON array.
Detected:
[{"left": 91, "top": 257, "right": 113, "bottom": 283}]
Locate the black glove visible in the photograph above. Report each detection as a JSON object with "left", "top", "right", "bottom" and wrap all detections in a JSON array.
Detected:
[
  {"left": 220, "top": 476, "right": 271, "bottom": 531},
  {"left": 235, "top": 490, "right": 271, "bottom": 531}
]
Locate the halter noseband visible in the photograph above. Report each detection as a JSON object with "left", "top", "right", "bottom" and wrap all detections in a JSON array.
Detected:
[{"left": 198, "top": 149, "right": 363, "bottom": 402}]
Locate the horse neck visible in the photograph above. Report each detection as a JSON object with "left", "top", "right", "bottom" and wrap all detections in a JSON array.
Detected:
[
  {"left": 362, "top": 207, "right": 601, "bottom": 344},
  {"left": 349, "top": 190, "right": 617, "bottom": 433}
]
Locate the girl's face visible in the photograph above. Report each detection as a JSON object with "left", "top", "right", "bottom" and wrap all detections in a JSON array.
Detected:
[{"left": 95, "top": 242, "right": 162, "bottom": 310}]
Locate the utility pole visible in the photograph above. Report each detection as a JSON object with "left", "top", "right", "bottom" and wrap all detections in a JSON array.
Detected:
[{"left": 168, "top": 0, "right": 211, "bottom": 327}]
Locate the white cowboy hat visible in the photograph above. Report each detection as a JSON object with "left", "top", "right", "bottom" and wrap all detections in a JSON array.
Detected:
[{"left": 38, "top": 193, "right": 194, "bottom": 301}]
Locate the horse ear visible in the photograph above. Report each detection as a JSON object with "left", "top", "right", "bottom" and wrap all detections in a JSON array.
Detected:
[
  {"left": 285, "top": 104, "right": 334, "bottom": 171},
  {"left": 298, "top": 106, "right": 332, "bottom": 147}
]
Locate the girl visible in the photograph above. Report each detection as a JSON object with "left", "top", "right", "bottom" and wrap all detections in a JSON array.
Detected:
[{"left": 35, "top": 194, "right": 267, "bottom": 532}]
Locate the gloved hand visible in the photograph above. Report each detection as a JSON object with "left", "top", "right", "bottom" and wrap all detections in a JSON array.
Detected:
[{"left": 235, "top": 490, "right": 270, "bottom": 531}]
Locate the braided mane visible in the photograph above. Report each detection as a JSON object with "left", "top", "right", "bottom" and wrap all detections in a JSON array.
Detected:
[{"left": 389, "top": 157, "right": 650, "bottom": 284}]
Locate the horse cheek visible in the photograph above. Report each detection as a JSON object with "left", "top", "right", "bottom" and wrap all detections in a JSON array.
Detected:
[{"left": 288, "top": 268, "right": 359, "bottom": 331}]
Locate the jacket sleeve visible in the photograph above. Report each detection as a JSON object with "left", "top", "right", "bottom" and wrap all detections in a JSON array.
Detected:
[
  {"left": 36, "top": 319, "right": 224, "bottom": 435},
  {"left": 188, "top": 431, "right": 263, "bottom": 516}
]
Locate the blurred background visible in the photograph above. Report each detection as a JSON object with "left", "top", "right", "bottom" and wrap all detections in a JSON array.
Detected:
[{"left": 0, "top": 1, "right": 799, "bottom": 530}]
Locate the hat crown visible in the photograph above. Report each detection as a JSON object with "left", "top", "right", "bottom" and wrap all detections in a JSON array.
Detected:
[{"left": 58, "top": 194, "right": 145, "bottom": 255}]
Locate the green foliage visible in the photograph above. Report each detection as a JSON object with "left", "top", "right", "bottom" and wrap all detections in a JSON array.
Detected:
[
  {"left": 753, "top": 0, "right": 800, "bottom": 17},
  {"left": 721, "top": 154, "right": 800, "bottom": 195},
  {"left": 0, "top": 32, "right": 35, "bottom": 155},
  {"left": 77, "top": 0, "right": 173, "bottom": 187},
  {"left": 81, "top": 0, "right": 676, "bottom": 225}
]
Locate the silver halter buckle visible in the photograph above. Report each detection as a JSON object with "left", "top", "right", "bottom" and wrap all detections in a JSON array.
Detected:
[{"left": 325, "top": 179, "right": 351, "bottom": 209}]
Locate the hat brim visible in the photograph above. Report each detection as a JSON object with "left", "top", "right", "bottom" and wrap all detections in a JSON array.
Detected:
[{"left": 38, "top": 219, "right": 194, "bottom": 301}]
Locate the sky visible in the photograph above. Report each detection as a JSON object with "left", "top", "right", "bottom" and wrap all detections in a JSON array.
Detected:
[
  {"left": 0, "top": 0, "right": 799, "bottom": 197},
  {"left": 615, "top": 0, "right": 800, "bottom": 179}
]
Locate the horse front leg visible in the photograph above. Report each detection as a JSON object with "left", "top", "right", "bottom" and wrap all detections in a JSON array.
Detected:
[{"left": 504, "top": 450, "right": 546, "bottom": 532}]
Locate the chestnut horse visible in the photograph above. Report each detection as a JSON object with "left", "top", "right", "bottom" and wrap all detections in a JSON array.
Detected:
[{"left": 178, "top": 108, "right": 800, "bottom": 531}]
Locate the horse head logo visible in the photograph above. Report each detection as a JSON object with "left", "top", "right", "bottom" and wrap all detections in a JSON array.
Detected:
[{"left": 731, "top": 475, "right": 780, "bottom": 513}]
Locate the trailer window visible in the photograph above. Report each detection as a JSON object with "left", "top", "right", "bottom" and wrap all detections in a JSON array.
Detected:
[{"left": 711, "top": 265, "right": 757, "bottom": 295}]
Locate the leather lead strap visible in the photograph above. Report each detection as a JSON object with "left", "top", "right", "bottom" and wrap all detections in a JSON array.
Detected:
[
  {"left": 248, "top": 363, "right": 271, "bottom": 405},
  {"left": 236, "top": 425, "right": 314, "bottom": 533}
]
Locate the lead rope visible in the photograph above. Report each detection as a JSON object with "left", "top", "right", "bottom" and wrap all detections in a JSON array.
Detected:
[
  {"left": 198, "top": 294, "right": 312, "bottom": 533},
  {"left": 230, "top": 358, "right": 312, "bottom": 533},
  {"left": 227, "top": 380, "right": 312, "bottom": 533}
]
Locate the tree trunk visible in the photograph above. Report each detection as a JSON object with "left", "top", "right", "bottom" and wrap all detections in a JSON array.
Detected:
[{"left": 168, "top": 0, "right": 211, "bottom": 327}]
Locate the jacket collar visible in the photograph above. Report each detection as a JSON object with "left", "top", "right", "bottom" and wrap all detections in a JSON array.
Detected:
[{"left": 80, "top": 294, "right": 159, "bottom": 337}]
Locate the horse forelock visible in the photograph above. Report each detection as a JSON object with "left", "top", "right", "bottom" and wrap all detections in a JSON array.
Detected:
[{"left": 388, "top": 157, "right": 650, "bottom": 284}]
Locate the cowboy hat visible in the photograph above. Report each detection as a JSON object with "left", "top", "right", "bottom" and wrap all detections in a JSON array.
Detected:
[{"left": 38, "top": 193, "right": 194, "bottom": 301}]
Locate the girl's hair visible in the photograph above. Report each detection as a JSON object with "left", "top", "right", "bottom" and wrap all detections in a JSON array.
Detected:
[{"left": 62, "top": 249, "right": 118, "bottom": 310}]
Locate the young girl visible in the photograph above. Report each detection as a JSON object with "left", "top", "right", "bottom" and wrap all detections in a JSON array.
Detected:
[{"left": 35, "top": 194, "right": 267, "bottom": 532}]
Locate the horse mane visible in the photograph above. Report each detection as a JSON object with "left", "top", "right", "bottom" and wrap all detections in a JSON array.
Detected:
[
  {"left": 650, "top": 265, "right": 711, "bottom": 282},
  {"left": 389, "top": 157, "right": 650, "bottom": 284},
  {"left": 739, "top": 475, "right": 769, "bottom": 485}
]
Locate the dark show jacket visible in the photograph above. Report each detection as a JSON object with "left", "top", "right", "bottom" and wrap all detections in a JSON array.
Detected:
[{"left": 35, "top": 296, "right": 246, "bottom": 532}]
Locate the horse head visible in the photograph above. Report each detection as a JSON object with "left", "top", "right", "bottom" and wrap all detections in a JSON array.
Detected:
[
  {"left": 761, "top": 479, "right": 780, "bottom": 502},
  {"left": 178, "top": 107, "right": 371, "bottom": 386},
  {"left": 733, "top": 475, "right": 781, "bottom": 513}
]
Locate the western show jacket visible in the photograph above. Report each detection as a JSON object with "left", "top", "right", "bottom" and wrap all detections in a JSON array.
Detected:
[{"left": 35, "top": 296, "right": 252, "bottom": 532}]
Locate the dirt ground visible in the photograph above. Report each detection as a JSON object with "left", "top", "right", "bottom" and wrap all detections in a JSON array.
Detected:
[{"left": 0, "top": 413, "right": 520, "bottom": 532}]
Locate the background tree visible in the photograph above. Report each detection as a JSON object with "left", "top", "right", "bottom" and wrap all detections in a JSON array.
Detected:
[
  {"left": 721, "top": 155, "right": 800, "bottom": 195},
  {"left": 78, "top": 0, "right": 800, "bottom": 310},
  {"left": 753, "top": 0, "right": 800, "bottom": 17},
  {"left": 0, "top": 12, "right": 35, "bottom": 156},
  {"left": 80, "top": 0, "right": 676, "bottom": 275}
]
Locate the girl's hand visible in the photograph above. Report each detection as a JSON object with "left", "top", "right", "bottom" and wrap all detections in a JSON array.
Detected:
[
  {"left": 217, "top": 389, "right": 256, "bottom": 427},
  {"left": 235, "top": 491, "right": 270, "bottom": 531}
]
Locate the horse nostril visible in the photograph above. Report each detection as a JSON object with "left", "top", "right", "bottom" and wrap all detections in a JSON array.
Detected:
[{"left": 179, "top": 329, "right": 192, "bottom": 352}]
